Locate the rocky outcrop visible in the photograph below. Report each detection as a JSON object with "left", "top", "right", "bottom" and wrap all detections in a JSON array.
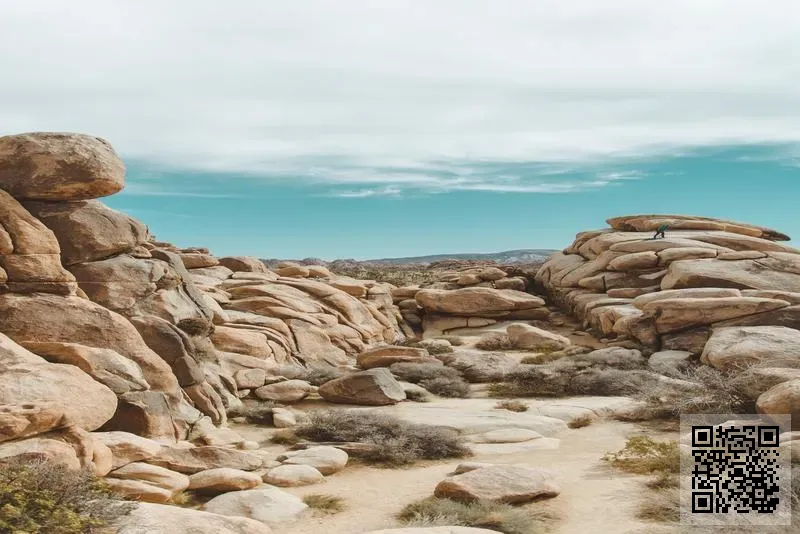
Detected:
[{"left": 536, "top": 215, "right": 800, "bottom": 353}]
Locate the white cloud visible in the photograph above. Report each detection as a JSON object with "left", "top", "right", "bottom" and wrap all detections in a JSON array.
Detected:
[{"left": 1, "top": 0, "right": 799, "bottom": 190}]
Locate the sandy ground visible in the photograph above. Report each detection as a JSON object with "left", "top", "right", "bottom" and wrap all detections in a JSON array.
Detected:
[{"left": 236, "top": 413, "right": 676, "bottom": 534}]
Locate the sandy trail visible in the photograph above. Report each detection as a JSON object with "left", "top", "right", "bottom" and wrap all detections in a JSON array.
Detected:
[{"left": 265, "top": 418, "right": 674, "bottom": 534}]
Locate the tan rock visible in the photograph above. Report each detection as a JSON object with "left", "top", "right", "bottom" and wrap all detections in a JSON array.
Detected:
[
  {"left": 632, "top": 288, "right": 741, "bottom": 309},
  {"left": 23, "top": 200, "right": 148, "bottom": 265},
  {"left": 606, "top": 214, "right": 790, "bottom": 241},
  {"left": 218, "top": 256, "right": 269, "bottom": 273},
  {"left": 434, "top": 465, "right": 560, "bottom": 503},
  {"left": 0, "top": 437, "right": 80, "bottom": 469},
  {"left": 701, "top": 326, "right": 800, "bottom": 370},
  {"left": 148, "top": 444, "right": 263, "bottom": 474},
  {"left": 318, "top": 369, "right": 406, "bottom": 405},
  {"left": 93, "top": 431, "right": 163, "bottom": 469},
  {"left": 657, "top": 247, "right": 718, "bottom": 264},
  {"left": 181, "top": 253, "right": 219, "bottom": 269},
  {"left": 277, "top": 446, "right": 348, "bottom": 475},
  {"left": 104, "top": 478, "right": 174, "bottom": 503},
  {"left": 661, "top": 258, "right": 800, "bottom": 292},
  {"left": 22, "top": 341, "right": 148, "bottom": 395},
  {"left": 254, "top": 380, "right": 316, "bottom": 403},
  {"left": 357, "top": 346, "right": 432, "bottom": 369},
  {"left": 115, "top": 502, "right": 273, "bottom": 534},
  {"left": 640, "top": 297, "right": 789, "bottom": 334},
  {"left": 212, "top": 326, "right": 271, "bottom": 358},
  {"left": 203, "top": 487, "right": 308, "bottom": 527},
  {"left": 275, "top": 265, "right": 310, "bottom": 277},
  {"left": 235, "top": 368, "right": 267, "bottom": 389},
  {"left": 109, "top": 462, "right": 190, "bottom": 494},
  {"left": 732, "top": 368, "right": 800, "bottom": 400},
  {"left": 607, "top": 251, "right": 659, "bottom": 271},
  {"left": 0, "top": 132, "right": 125, "bottom": 200},
  {"left": 0, "top": 333, "right": 118, "bottom": 434},
  {"left": 0, "top": 402, "right": 66, "bottom": 443},
  {"left": 415, "top": 288, "right": 544, "bottom": 316},
  {"left": 757, "top": 380, "right": 800, "bottom": 430},
  {"left": 263, "top": 464, "right": 324, "bottom": 486},
  {"left": 477, "top": 267, "right": 507, "bottom": 281},
  {"left": 189, "top": 468, "right": 263, "bottom": 493},
  {"left": 506, "top": 323, "right": 571, "bottom": 351}
]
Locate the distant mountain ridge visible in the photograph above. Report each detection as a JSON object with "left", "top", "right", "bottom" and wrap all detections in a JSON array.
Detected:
[{"left": 362, "top": 249, "right": 558, "bottom": 265}]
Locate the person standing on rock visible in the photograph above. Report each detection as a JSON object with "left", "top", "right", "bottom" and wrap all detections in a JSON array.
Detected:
[{"left": 652, "top": 223, "right": 669, "bottom": 240}]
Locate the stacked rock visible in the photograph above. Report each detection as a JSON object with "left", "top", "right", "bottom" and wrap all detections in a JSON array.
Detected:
[{"left": 536, "top": 214, "right": 800, "bottom": 428}]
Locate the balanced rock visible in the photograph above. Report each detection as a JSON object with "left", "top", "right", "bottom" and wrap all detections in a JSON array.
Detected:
[{"left": 0, "top": 132, "right": 125, "bottom": 200}]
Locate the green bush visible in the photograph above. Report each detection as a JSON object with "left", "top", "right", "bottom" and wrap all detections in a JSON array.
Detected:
[
  {"left": 294, "top": 410, "right": 471, "bottom": 466},
  {"left": 0, "top": 460, "right": 133, "bottom": 534}
]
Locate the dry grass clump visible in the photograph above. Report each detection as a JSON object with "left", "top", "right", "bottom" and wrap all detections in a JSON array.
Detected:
[
  {"left": 567, "top": 414, "right": 594, "bottom": 429},
  {"left": 494, "top": 399, "right": 529, "bottom": 412},
  {"left": 278, "top": 365, "right": 347, "bottom": 386},
  {"left": 603, "top": 436, "right": 680, "bottom": 475},
  {"left": 0, "top": 460, "right": 133, "bottom": 534},
  {"left": 439, "top": 335, "right": 465, "bottom": 346},
  {"left": 303, "top": 494, "right": 346, "bottom": 514},
  {"left": 398, "top": 338, "right": 455, "bottom": 355},
  {"left": 397, "top": 497, "right": 553, "bottom": 534},
  {"left": 403, "top": 387, "right": 432, "bottom": 402},
  {"left": 604, "top": 437, "right": 682, "bottom": 524},
  {"left": 390, "top": 362, "right": 470, "bottom": 398},
  {"left": 475, "top": 334, "right": 515, "bottom": 351},
  {"left": 294, "top": 410, "right": 471, "bottom": 466}
]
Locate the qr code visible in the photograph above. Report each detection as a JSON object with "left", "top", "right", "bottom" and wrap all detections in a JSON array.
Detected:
[{"left": 681, "top": 414, "right": 792, "bottom": 527}]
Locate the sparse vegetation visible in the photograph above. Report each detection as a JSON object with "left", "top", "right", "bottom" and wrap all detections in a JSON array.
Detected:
[
  {"left": 403, "top": 387, "right": 432, "bottom": 402},
  {"left": 390, "top": 362, "right": 471, "bottom": 398},
  {"left": 495, "top": 399, "right": 529, "bottom": 412},
  {"left": 303, "top": 493, "right": 346, "bottom": 514},
  {"left": 475, "top": 334, "right": 515, "bottom": 351},
  {"left": 398, "top": 338, "right": 455, "bottom": 355},
  {"left": 636, "top": 488, "right": 680, "bottom": 523},
  {"left": 280, "top": 365, "right": 347, "bottom": 386},
  {"left": 397, "top": 497, "right": 553, "bottom": 534},
  {"left": 603, "top": 436, "right": 680, "bottom": 476},
  {"left": 567, "top": 414, "right": 594, "bottom": 429},
  {"left": 294, "top": 410, "right": 471, "bottom": 466},
  {"left": 439, "top": 335, "right": 465, "bottom": 346},
  {"left": 0, "top": 460, "right": 133, "bottom": 534}
]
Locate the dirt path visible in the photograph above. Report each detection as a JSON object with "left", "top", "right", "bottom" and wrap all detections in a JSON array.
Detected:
[{"left": 269, "top": 418, "right": 674, "bottom": 534}]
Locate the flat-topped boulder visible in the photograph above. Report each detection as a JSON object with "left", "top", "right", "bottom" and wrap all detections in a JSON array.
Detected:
[
  {"left": 0, "top": 132, "right": 125, "bottom": 200},
  {"left": 606, "top": 214, "right": 791, "bottom": 241},
  {"left": 434, "top": 464, "right": 560, "bottom": 503},
  {"left": 415, "top": 287, "right": 545, "bottom": 316},
  {"left": 318, "top": 368, "right": 406, "bottom": 405}
]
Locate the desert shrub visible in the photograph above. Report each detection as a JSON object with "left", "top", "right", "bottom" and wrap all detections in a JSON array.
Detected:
[
  {"left": 398, "top": 339, "right": 454, "bottom": 355},
  {"left": 567, "top": 414, "right": 594, "bottom": 429},
  {"left": 0, "top": 460, "right": 133, "bottom": 534},
  {"left": 495, "top": 400, "right": 529, "bottom": 412},
  {"left": 636, "top": 487, "right": 679, "bottom": 523},
  {"left": 603, "top": 436, "right": 680, "bottom": 476},
  {"left": 294, "top": 410, "right": 471, "bottom": 466},
  {"left": 303, "top": 494, "right": 346, "bottom": 514},
  {"left": 397, "top": 497, "right": 553, "bottom": 534},
  {"left": 403, "top": 387, "right": 432, "bottom": 402},
  {"left": 475, "top": 334, "right": 515, "bottom": 351},
  {"left": 244, "top": 402, "right": 275, "bottom": 425},
  {"left": 519, "top": 353, "right": 564, "bottom": 365},
  {"left": 418, "top": 376, "right": 471, "bottom": 398}
]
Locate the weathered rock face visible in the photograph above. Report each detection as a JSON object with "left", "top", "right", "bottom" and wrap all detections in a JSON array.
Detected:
[
  {"left": 536, "top": 214, "right": 800, "bottom": 350},
  {"left": 416, "top": 287, "right": 545, "bottom": 316},
  {"left": 0, "top": 133, "right": 125, "bottom": 200}
]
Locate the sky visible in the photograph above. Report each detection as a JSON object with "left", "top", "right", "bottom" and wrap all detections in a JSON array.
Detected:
[{"left": 1, "top": 1, "right": 800, "bottom": 259}]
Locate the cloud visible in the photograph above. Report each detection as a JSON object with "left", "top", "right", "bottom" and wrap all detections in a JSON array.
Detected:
[
  {"left": 330, "top": 185, "right": 403, "bottom": 198},
  {"left": 1, "top": 0, "right": 799, "bottom": 190}
]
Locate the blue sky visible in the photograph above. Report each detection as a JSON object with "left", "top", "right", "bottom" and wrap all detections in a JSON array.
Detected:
[
  {"left": 2, "top": 1, "right": 800, "bottom": 259},
  {"left": 104, "top": 144, "right": 800, "bottom": 260}
]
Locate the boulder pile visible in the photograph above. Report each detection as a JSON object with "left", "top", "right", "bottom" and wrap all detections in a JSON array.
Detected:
[{"left": 536, "top": 214, "right": 800, "bottom": 427}]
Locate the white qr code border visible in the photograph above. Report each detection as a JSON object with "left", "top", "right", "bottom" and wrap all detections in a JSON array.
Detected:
[{"left": 680, "top": 414, "right": 792, "bottom": 528}]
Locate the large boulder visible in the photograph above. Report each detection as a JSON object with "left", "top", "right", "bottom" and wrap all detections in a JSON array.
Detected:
[
  {"left": 639, "top": 297, "right": 790, "bottom": 334},
  {"left": 218, "top": 256, "right": 269, "bottom": 273},
  {"left": 107, "top": 462, "right": 190, "bottom": 497},
  {"left": 147, "top": 444, "right": 263, "bottom": 474},
  {"left": 92, "top": 431, "right": 163, "bottom": 469},
  {"left": 0, "top": 333, "right": 118, "bottom": 438},
  {"left": 438, "top": 350, "right": 516, "bottom": 382},
  {"left": 700, "top": 326, "right": 800, "bottom": 370},
  {"left": 415, "top": 288, "right": 545, "bottom": 316},
  {"left": 254, "top": 380, "right": 316, "bottom": 403},
  {"left": 263, "top": 464, "right": 324, "bottom": 487},
  {"left": 318, "top": 369, "right": 406, "bottom": 405},
  {"left": 23, "top": 200, "right": 148, "bottom": 265},
  {"left": 433, "top": 465, "right": 560, "bottom": 503},
  {"left": 115, "top": 502, "right": 272, "bottom": 534},
  {"left": 756, "top": 380, "right": 800, "bottom": 430},
  {"left": 506, "top": 324, "right": 571, "bottom": 351},
  {"left": 203, "top": 487, "right": 308, "bottom": 527},
  {"left": 0, "top": 132, "right": 125, "bottom": 200},
  {"left": 277, "top": 446, "right": 348, "bottom": 475},
  {"left": 661, "top": 258, "right": 800, "bottom": 292},
  {"left": 188, "top": 468, "right": 263, "bottom": 493}
]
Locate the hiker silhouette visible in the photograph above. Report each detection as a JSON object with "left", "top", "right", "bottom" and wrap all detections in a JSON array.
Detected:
[{"left": 652, "top": 224, "right": 669, "bottom": 240}]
